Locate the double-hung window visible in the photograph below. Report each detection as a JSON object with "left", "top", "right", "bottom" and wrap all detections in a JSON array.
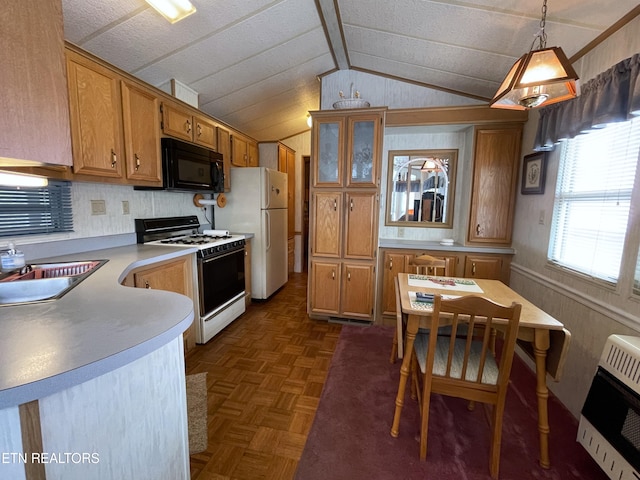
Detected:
[
  {"left": 548, "top": 117, "right": 640, "bottom": 284},
  {"left": 0, "top": 180, "right": 73, "bottom": 237}
]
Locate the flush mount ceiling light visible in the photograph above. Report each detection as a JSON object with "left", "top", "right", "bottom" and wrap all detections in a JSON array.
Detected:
[
  {"left": 145, "top": 0, "right": 196, "bottom": 24},
  {"left": 0, "top": 171, "right": 48, "bottom": 187},
  {"left": 490, "top": 0, "right": 579, "bottom": 110}
]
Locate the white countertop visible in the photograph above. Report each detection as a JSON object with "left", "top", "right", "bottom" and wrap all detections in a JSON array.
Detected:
[
  {"left": 0, "top": 244, "right": 197, "bottom": 409},
  {"left": 378, "top": 238, "right": 516, "bottom": 254}
]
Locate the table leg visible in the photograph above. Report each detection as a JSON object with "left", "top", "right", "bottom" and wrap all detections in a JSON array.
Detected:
[
  {"left": 533, "top": 329, "right": 551, "bottom": 469},
  {"left": 391, "top": 315, "right": 418, "bottom": 437}
]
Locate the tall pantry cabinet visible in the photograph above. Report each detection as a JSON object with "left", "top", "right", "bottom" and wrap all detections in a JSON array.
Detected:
[{"left": 307, "top": 108, "right": 385, "bottom": 321}]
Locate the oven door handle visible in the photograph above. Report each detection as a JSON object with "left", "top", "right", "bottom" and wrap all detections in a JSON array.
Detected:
[{"left": 201, "top": 248, "right": 243, "bottom": 264}]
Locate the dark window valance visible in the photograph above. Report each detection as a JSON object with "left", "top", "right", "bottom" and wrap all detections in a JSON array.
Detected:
[{"left": 534, "top": 53, "right": 640, "bottom": 151}]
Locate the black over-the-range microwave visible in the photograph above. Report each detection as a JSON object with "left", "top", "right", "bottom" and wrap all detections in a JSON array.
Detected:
[{"left": 136, "top": 138, "right": 224, "bottom": 193}]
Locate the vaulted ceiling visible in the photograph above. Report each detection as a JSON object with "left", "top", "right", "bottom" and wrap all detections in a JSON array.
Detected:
[{"left": 61, "top": 0, "right": 640, "bottom": 142}]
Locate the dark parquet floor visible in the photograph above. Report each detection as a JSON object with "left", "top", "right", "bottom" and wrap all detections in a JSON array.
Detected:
[{"left": 185, "top": 272, "right": 342, "bottom": 480}]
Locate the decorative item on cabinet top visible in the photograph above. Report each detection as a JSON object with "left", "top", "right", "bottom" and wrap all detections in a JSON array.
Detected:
[{"left": 333, "top": 83, "right": 370, "bottom": 110}]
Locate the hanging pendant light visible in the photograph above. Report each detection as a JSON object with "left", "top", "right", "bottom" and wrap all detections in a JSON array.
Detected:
[{"left": 490, "top": 0, "right": 579, "bottom": 110}]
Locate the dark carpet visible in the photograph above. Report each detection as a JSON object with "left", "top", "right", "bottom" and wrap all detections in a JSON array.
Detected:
[{"left": 295, "top": 325, "right": 606, "bottom": 480}]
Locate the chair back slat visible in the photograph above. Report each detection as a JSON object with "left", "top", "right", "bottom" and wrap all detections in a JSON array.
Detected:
[{"left": 408, "top": 254, "right": 454, "bottom": 277}]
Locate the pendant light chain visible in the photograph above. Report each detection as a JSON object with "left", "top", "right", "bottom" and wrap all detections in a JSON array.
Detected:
[{"left": 539, "top": 0, "right": 548, "bottom": 50}]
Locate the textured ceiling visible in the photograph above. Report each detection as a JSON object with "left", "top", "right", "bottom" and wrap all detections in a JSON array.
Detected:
[{"left": 61, "top": 0, "right": 639, "bottom": 142}]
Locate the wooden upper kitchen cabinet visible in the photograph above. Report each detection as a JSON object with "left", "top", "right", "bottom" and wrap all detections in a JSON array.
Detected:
[
  {"left": 121, "top": 81, "right": 162, "bottom": 184},
  {"left": 307, "top": 108, "right": 385, "bottom": 322},
  {"left": 66, "top": 47, "right": 163, "bottom": 186},
  {"left": 160, "top": 102, "right": 217, "bottom": 151},
  {"left": 122, "top": 256, "right": 197, "bottom": 354},
  {"left": 1, "top": 0, "right": 72, "bottom": 166},
  {"left": 467, "top": 124, "right": 523, "bottom": 245},
  {"left": 231, "top": 133, "right": 259, "bottom": 167},
  {"left": 66, "top": 49, "right": 124, "bottom": 179}
]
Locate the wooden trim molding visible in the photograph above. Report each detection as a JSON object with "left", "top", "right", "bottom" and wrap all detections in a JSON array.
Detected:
[
  {"left": 384, "top": 105, "right": 528, "bottom": 126},
  {"left": 510, "top": 262, "right": 640, "bottom": 333},
  {"left": 19, "top": 400, "right": 46, "bottom": 480}
]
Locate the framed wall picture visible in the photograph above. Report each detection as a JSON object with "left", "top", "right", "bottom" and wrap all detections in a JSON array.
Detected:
[{"left": 521, "top": 152, "right": 547, "bottom": 194}]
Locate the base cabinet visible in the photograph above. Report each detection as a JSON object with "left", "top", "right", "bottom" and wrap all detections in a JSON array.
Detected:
[
  {"left": 122, "top": 255, "right": 197, "bottom": 354},
  {"left": 310, "top": 261, "right": 374, "bottom": 318}
]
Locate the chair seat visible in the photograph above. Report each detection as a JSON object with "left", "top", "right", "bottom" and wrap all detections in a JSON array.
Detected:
[{"left": 414, "top": 332, "right": 499, "bottom": 385}]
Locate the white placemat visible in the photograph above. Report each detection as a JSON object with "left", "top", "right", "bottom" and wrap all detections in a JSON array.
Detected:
[
  {"left": 408, "top": 292, "right": 461, "bottom": 310},
  {"left": 407, "top": 274, "right": 484, "bottom": 293}
]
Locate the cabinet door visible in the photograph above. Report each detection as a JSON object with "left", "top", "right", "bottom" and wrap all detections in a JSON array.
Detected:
[
  {"left": 344, "top": 192, "right": 377, "bottom": 259},
  {"left": 194, "top": 115, "right": 217, "bottom": 150},
  {"left": 381, "top": 251, "right": 407, "bottom": 316},
  {"left": 311, "top": 192, "right": 342, "bottom": 257},
  {"left": 313, "top": 116, "right": 344, "bottom": 187},
  {"left": 217, "top": 127, "right": 231, "bottom": 191},
  {"left": 468, "top": 126, "right": 522, "bottom": 244},
  {"left": 464, "top": 255, "right": 502, "bottom": 280},
  {"left": 121, "top": 81, "right": 162, "bottom": 184},
  {"left": 341, "top": 263, "right": 374, "bottom": 318},
  {"left": 133, "top": 259, "right": 188, "bottom": 293},
  {"left": 231, "top": 135, "right": 247, "bottom": 167},
  {"left": 247, "top": 142, "right": 259, "bottom": 167},
  {"left": 3, "top": 2, "right": 72, "bottom": 166},
  {"left": 347, "top": 114, "right": 381, "bottom": 187},
  {"left": 309, "top": 260, "right": 341, "bottom": 315},
  {"left": 161, "top": 103, "right": 193, "bottom": 142},
  {"left": 66, "top": 52, "right": 123, "bottom": 178}
]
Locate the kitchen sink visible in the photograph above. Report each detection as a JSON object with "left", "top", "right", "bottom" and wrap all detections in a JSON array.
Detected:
[{"left": 0, "top": 260, "right": 108, "bottom": 306}]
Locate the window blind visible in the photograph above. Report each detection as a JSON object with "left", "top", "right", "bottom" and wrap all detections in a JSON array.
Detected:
[
  {"left": 0, "top": 180, "right": 73, "bottom": 237},
  {"left": 548, "top": 117, "right": 640, "bottom": 283}
]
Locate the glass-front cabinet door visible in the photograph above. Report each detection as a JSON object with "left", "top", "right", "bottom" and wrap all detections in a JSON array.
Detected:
[
  {"left": 347, "top": 114, "right": 380, "bottom": 187},
  {"left": 313, "top": 116, "right": 344, "bottom": 187}
]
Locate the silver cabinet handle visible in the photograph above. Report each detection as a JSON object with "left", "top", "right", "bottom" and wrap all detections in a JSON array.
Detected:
[
  {"left": 350, "top": 199, "right": 354, "bottom": 211},
  {"left": 197, "top": 123, "right": 202, "bottom": 137},
  {"left": 144, "top": 281, "right": 151, "bottom": 289},
  {"left": 185, "top": 119, "right": 192, "bottom": 134},
  {"left": 333, "top": 199, "right": 337, "bottom": 211},
  {"left": 134, "top": 153, "right": 141, "bottom": 170},
  {"left": 389, "top": 259, "right": 393, "bottom": 270},
  {"left": 472, "top": 262, "right": 476, "bottom": 275},
  {"left": 111, "top": 149, "right": 117, "bottom": 168},
  {"left": 476, "top": 224, "right": 481, "bottom": 235},
  {"left": 332, "top": 270, "right": 335, "bottom": 279}
]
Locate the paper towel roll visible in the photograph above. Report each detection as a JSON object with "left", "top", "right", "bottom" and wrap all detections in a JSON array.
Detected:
[
  {"left": 203, "top": 229, "right": 230, "bottom": 236},
  {"left": 193, "top": 193, "right": 226, "bottom": 207}
]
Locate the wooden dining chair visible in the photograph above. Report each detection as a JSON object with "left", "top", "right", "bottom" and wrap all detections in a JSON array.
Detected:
[
  {"left": 411, "top": 294, "right": 522, "bottom": 479},
  {"left": 408, "top": 254, "right": 453, "bottom": 277},
  {"left": 390, "top": 255, "right": 454, "bottom": 363}
]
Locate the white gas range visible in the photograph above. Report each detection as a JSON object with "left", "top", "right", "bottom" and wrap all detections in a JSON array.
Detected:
[{"left": 135, "top": 216, "right": 246, "bottom": 344}]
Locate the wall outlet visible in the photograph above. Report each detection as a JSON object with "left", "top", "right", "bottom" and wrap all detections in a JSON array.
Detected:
[
  {"left": 398, "top": 227, "right": 405, "bottom": 238},
  {"left": 90, "top": 200, "right": 106, "bottom": 215},
  {"left": 538, "top": 209, "right": 545, "bottom": 225},
  {"left": 122, "top": 200, "right": 130, "bottom": 215}
]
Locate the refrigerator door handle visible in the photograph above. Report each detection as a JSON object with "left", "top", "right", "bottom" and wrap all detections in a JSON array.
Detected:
[{"left": 264, "top": 210, "right": 271, "bottom": 252}]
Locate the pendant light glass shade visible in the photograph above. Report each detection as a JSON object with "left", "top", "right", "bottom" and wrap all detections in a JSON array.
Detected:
[{"left": 490, "top": 46, "right": 579, "bottom": 110}]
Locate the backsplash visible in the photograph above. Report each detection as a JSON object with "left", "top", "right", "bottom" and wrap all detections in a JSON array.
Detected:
[{"left": 4, "top": 182, "right": 210, "bottom": 257}]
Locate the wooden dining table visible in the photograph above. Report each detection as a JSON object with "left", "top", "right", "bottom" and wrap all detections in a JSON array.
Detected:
[{"left": 390, "top": 273, "right": 567, "bottom": 469}]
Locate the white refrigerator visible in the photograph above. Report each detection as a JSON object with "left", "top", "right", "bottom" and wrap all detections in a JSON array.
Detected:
[{"left": 214, "top": 167, "right": 288, "bottom": 299}]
